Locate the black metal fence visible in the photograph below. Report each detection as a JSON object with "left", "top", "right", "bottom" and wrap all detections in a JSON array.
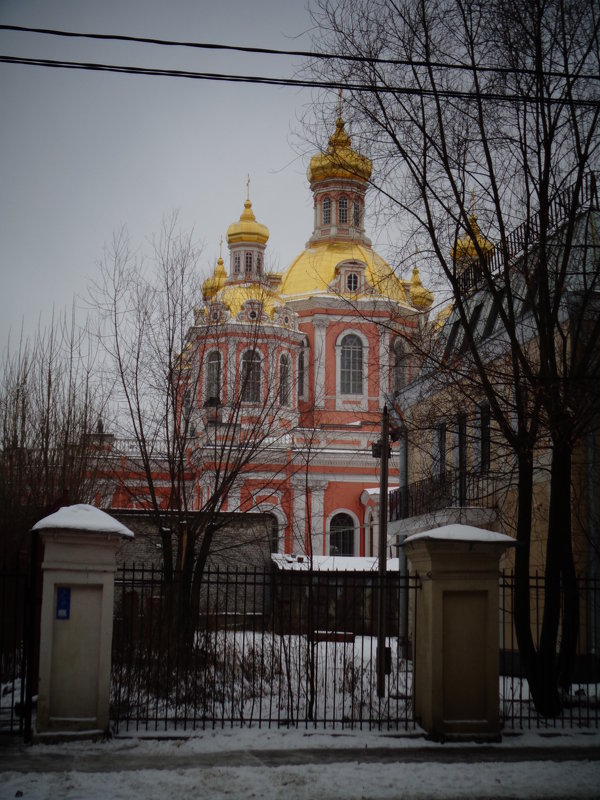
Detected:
[
  {"left": 500, "top": 572, "right": 600, "bottom": 729},
  {"left": 4, "top": 556, "right": 599, "bottom": 737},
  {"left": 0, "top": 554, "right": 28, "bottom": 736},
  {"left": 111, "top": 564, "right": 419, "bottom": 733}
]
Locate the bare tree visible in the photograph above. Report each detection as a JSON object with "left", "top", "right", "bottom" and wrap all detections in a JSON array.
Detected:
[
  {"left": 308, "top": 0, "right": 600, "bottom": 714},
  {"left": 92, "top": 217, "right": 310, "bottom": 631},
  {"left": 0, "top": 310, "right": 109, "bottom": 556}
]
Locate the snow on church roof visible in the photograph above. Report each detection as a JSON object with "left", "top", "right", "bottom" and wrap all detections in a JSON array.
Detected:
[{"left": 32, "top": 504, "right": 134, "bottom": 537}]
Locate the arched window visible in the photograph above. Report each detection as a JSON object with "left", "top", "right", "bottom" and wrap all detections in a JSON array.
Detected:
[
  {"left": 338, "top": 195, "right": 348, "bottom": 224},
  {"left": 241, "top": 350, "right": 261, "bottom": 402},
  {"left": 206, "top": 351, "right": 221, "bottom": 403},
  {"left": 279, "top": 354, "right": 290, "bottom": 406},
  {"left": 256, "top": 254, "right": 263, "bottom": 275},
  {"left": 297, "top": 349, "right": 305, "bottom": 399},
  {"left": 322, "top": 197, "right": 331, "bottom": 225},
  {"left": 330, "top": 513, "right": 354, "bottom": 556},
  {"left": 234, "top": 253, "right": 241, "bottom": 274},
  {"left": 346, "top": 272, "right": 359, "bottom": 293},
  {"left": 353, "top": 199, "right": 361, "bottom": 227},
  {"left": 245, "top": 251, "right": 253, "bottom": 274},
  {"left": 340, "top": 334, "right": 363, "bottom": 395},
  {"left": 393, "top": 339, "right": 409, "bottom": 393}
]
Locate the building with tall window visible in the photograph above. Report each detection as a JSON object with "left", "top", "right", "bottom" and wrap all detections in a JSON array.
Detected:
[
  {"left": 181, "top": 115, "right": 433, "bottom": 556},
  {"left": 388, "top": 177, "right": 600, "bottom": 580}
]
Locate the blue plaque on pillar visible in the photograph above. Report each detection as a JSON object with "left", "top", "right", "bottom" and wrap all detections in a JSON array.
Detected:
[{"left": 56, "top": 587, "right": 71, "bottom": 620}]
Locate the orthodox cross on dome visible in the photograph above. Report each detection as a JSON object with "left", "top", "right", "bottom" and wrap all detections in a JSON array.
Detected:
[
  {"left": 246, "top": 174, "right": 251, "bottom": 201},
  {"left": 338, "top": 87, "right": 343, "bottom": 118},
  {"left": 219, "top": 236, "right": 223, "bottom": 259}
]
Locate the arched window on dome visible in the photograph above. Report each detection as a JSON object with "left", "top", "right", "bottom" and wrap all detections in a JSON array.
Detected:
[
  {"left": 353, "top": 199, "right": 361, "bottom": 227},
  {"left": 279, "top": 354, "right": 290, "bottom": 406},
  {"left": 206, "top": 350, "right": 221, "bottom": 404},
  {"left": 346, "top": 272, "right": 359, "bottom": 293},
  {"left": 340, "top": 334, "right": 363, "bottom": 395},
  {"left": 241, "top": 349, "right": 261, "bottom": 403},
  {"left": 338, "top": 195, "right": 348, "bottom": 225},
  {"left": 245, "top": 251, "right": 253, "bottom": 275},
  {"left": 322, "top": 197, "right": 331, "bottom": 225},
  {"left": 234, "top": 253, "right": 241, "bottom": 274},
  {"left": 329, "top": 512, "right": 355, "bottom": 556}
]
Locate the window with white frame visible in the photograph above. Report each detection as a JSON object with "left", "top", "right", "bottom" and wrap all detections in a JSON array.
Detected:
[
  {"left": 322, "top": 197, "right": 331, "bottom": 225},
  {"left": 346, "top": 272, "right": 359, "bottom": 292},
  {"left": 279, "top": 354, "right": 290, "bottom": 406},
  {"left": 297, "top": 349, "right": 305, "bottom": 399},
  {"left": 245, "top": 251, "right": 253, "bottom": 274},
  {"left": 241, "top": 349, "right": 261, "bottom": 402},
  {"left": 340, "top": 334, "right": 363, "bottom": 394},
  {"left": 256, "top": 254, "right": 262, "bottom": 275},
  {"left": 234, "top": 253, "right": 241, "bottom": 274},
  {"left": 206, "top": 350, "right": 221, "bottom": 403},
  {"left": 338, "top": 195, "right": 348, "bottom": 224},
  {"left": 353, "top": 199, "right": 361, "bottom": 227},
  {"left": 329, "top": 512, "right": 354, "bottom": 556}
]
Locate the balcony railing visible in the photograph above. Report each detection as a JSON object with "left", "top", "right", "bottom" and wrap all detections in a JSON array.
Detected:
[
  {"left": 389, "top": 467, "right": 498, "bottom": 522},
  {"left": 457, "top": 172, "right": 598, "bottom": 295}
]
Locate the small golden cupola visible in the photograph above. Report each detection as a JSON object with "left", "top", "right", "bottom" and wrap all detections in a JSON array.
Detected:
[
  {"left": 410, "top": 266, "right": 434, "bottom": 310},
  {"left": 452, "top": 213, "right": 494, "bottom": 266},
  {"left": 202, "top": 254, "right": 228, "bottom": 301},
  {"left": 306, "top": 114, "right": 373, "bottom": 247},
  {"left": 307, "top": 116, "right": 372, "bottom": 186},
  {"left": 226, "top": 178, "right": 270, "bottom": 283}
]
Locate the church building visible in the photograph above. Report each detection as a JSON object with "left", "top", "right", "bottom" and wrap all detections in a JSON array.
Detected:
[{"left": 186, "top": 114, "right": 433, "bottom": 557}]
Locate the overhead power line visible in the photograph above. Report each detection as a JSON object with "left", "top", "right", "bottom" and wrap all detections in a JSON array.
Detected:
[
  {"left": 1, "top": 54, "right": 599, "bottom": 109},
  {"left": 1, "top": 24, "right": 600, "bottom": 82}
]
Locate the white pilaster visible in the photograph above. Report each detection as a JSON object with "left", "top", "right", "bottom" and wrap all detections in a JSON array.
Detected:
[{"left": 313, "top": 319, "right": 327, "bottom": 409}]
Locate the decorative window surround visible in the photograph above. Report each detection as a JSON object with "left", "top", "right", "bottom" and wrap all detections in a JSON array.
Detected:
[
  {"left": 335, "top": 329, "right": 369, "bottom": 411},
  {"left": 326, "top": 508, "right": 360, "bottom": 557}
]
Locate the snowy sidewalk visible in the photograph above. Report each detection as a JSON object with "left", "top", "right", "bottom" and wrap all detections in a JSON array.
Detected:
[{"left": 1, "top": 728, "right": 599, "bottom": 799}]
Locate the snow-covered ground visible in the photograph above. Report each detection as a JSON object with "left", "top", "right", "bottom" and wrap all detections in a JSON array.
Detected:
[{"left": 1, "top": 727, "right": 599, "bottom": 799}]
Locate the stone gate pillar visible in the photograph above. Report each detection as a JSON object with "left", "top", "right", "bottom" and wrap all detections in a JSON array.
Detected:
[
  {"left": 403, "top": 524, "right": 515, "bottom": 741},
  {"left": 32, "top": 505, "right": 133, "bottom": 737}
]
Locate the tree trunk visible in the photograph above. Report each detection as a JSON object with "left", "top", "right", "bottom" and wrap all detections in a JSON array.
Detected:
[{"left": 512, "top": 449, "right": 539, "bottom": 701}]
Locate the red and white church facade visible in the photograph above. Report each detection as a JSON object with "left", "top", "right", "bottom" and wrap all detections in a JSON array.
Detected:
[
  {"left": 184, "top": 115, "right": 433, "bottom": 557},
  {"left": 108, "top": 116, "right": 433, "bottom": 557}
]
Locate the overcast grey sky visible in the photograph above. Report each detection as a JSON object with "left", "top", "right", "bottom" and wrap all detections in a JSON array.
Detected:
[{"left": 0, "top": 0, "right": 341, "bottom": 347}]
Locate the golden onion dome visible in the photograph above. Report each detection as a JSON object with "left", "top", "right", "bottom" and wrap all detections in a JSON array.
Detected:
[
  {"left": 279, "top": 240, "right": 410, "bottom": 305},
  {"left": 410, "top": 266, "right": 434, "bottom": 310},
  {"left": 215, "top": 281, "right": 282, "bottom": 319},
  {"left": 452, "top": 213, "right": 494, "bottom": 262},
  {"left": 202, "top": 255, "right": 228, "bottom": 300},
  {"left": 226, "top": 198, "right": 269, "bottom": 246},
  {"left": 307, "top": 117, "right": 372, "bottom": 186}
]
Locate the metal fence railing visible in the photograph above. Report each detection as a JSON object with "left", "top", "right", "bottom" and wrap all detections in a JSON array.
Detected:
[
  {"left": 499, "top": 571, "right": 600, "bottom": 729},
  {"left": 110, "top": 564, "right": 419, "bottom": 733},
  {"left": 388, "top": 468, "right": 497, "bottom": 522},
  {"left": 0, "top": 554, "right": 28, "bottom": 737}
]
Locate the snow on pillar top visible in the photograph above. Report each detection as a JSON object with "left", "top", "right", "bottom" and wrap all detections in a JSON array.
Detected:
[{"left": 32, "top": 503, "right": 134, "bottom": 538}]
